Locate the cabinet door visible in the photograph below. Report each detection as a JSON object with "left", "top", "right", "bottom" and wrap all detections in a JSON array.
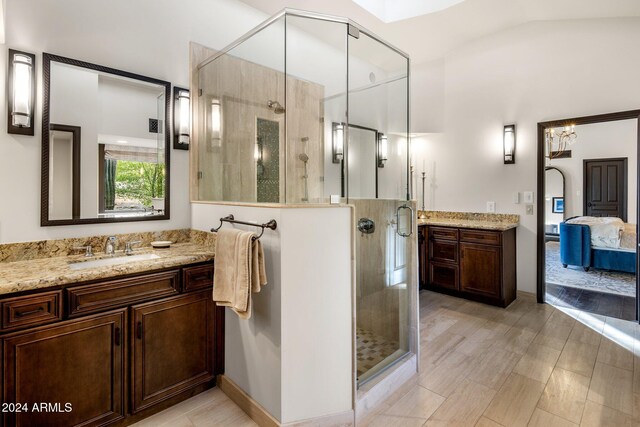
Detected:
[
  {"left": 3, "top": 310, "right": 125, "bottom": 427},
  {"left": 131, "top": 291, "right": 214, "bottom": 413},
  {"left": 418, "top": 226, "right": 427, "bottom": 288},
  {"left": 459, "top": 243, "right": 501, "bottom": 298}
]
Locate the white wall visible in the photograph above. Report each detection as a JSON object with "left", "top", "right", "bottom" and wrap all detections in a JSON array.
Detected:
[
  {"left": 546, "top": 119, "right": 637, "bottom": 221},
  {"left": 410, "top": 18, "right": 640, "bottom": 293},
  {"left": 191, "top": 203, "right": 352, "bottom": 423},
  {"left": 0, "top": 0, "right": 268, "bottom": 243}
]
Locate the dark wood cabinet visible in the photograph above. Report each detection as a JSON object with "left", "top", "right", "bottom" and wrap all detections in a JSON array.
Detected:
[
  {"left": 0, "top": 261, "right": 221, "bottom": 427},
  {"left": 418, "top": 226, "right": 427, "bottom": 288},
  {"left": 131, "top": 290, "right": 214, "bottom": 413},
  {"left": 3, "top": 310, "right": 126, "bottom": 427},
  {"left": 421, "top": 225, "right": 516, "bottom": 307}
]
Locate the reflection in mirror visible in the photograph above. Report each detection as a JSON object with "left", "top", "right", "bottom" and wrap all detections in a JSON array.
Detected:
[
  {"left": 256, "top": 118, "right": 280, "bottom": 203},
  {"left": 42, "top": 53, "right": 171, "bottom": 225},
  {"left": 347, "top": 124, "right": 378, "bottom": 199},
  {"left": 545, "top": 166, "right": 565, "bottom": 239}
]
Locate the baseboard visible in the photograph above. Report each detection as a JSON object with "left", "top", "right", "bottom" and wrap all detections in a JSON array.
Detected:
[
  {"left": 217, "top": 375, "right": 279, "bottom": 427},
  {"left": 218, "top": 375, "right": 354, "bottom": 427}
]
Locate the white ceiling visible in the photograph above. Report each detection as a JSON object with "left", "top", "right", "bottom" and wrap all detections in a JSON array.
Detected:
[
  {"left": 238, "top": 0, "right": 640, "bottom": 64},
  {"left": 352, "top": 0, "right": 467, "bottom": 23}
]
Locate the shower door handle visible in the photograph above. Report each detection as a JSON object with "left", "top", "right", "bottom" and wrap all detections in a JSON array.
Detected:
[{"left": 396, "top": 205, "right": 413, "bottom": 237}]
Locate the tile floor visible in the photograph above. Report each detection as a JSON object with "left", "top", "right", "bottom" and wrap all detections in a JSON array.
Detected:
[
  {"left": 356, "top": 327, "right": 400, "bottom": 378},
  {"left": 133, "top": 290, "right": 640, "bottom": 426}
]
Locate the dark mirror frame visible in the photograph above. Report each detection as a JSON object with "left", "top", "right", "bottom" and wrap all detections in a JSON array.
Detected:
[{"left": 41, "top": 53, "right": 171, "bottom": 226}]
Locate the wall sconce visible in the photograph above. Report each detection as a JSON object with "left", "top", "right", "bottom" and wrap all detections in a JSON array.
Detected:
[
  {"left": 332, "top": 122, "right": 344, "bottom": 163},
  {"left": 173, "top": 87, "right": 190, "bottom": 150},
  {"left": 503, "top": 124, "right": 516, "bottom": 164},
  {"left": 211, "top": 98, "right": 221, "bottom": 148},
  {"left": 8, "top": 49, "right": 36, "bottom": 135},
  {"left": 377, "top": 133, "right": 388, "bottom": 168}
]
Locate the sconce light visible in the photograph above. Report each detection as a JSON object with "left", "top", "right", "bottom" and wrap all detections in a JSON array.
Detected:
[
  {"left": 211, "top": 98, "right": 221, "bottom": 147},
  {"left": 254, "top": 138, "right": 263, "bottom": 163},
  {"left": 503, "top": 124, "right": 516, "bottom": 164},
  {"left": 8, "top": 49, "right": 36, "bottom": 135},
  {"left": 377, "top": 133, "right": 388, "bottom": 168},
  {"left": 332, "top": 122, "right": 344, "bottom": 163},
  {"left": 173, "top": 87, "right": 190, "bottom": 150}
]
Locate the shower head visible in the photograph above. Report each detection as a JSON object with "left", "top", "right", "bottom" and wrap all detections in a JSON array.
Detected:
[
  {"left": 298, "top": 153, "right": 309, "bottom": 163},
  {"left": 267, "top": 100, "right": 285, "bottom": 114}
]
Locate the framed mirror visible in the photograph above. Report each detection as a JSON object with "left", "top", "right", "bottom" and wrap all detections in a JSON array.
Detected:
[{"left": 41, "top": 53, "right": 171, "bottom": 225}]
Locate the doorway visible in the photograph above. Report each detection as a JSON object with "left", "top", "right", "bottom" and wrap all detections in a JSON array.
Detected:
[{"left": 536, "top": 110, "right": 640, "bottom": 322}]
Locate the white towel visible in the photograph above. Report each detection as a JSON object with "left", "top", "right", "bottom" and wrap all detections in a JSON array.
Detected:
[{"left": 212, "top": 228, "right": 267, "bottom": 319}]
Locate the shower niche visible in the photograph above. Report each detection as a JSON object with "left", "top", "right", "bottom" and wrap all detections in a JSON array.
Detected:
[{"left": 193, "top": 10, "right": 413, "bottom": 389}]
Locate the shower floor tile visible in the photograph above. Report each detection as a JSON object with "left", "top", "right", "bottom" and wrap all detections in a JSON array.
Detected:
[{"left": 357, "top": 327, "right": 400, "bottom": 378}]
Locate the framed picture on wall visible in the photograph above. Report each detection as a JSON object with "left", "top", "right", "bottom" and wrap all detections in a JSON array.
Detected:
[{"left": 552, "top": 197, "right": 564, "bottom": 213}]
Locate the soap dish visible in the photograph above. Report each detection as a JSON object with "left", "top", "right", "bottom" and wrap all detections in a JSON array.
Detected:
[{"left": 151, "top": 241, "right": 172, "bottom": 248}]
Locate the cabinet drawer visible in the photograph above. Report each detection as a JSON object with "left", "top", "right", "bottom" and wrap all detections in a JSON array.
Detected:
[
  {"left": 428, "top": 262, "right": 459, "bottom": 291},
  {"left": 1, "top": 291, "right": 62, "bottom": 332},
  {"left": 460, "top": 229, "right": 501, "bottom": 245},
  {"left": 183, "top": 264, "right": 214, "bottom": 292},
  {"left": 429, "top": 239, "right": 458, "bottom": 263},
  {"left": 68, "top": 270, "right": 179, "bottom": 317},
  {"left": 429, "top": 227, "right": 458, "bottom": 241}
]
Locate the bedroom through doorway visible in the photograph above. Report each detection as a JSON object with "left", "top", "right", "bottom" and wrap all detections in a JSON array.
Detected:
[{"left": 538, "top": 110, "right": 640, "bottom": 322}]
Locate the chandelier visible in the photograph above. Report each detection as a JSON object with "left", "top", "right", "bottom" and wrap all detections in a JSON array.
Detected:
[{"left": 546, "top": 125, "right": 577, "bottom": 159}]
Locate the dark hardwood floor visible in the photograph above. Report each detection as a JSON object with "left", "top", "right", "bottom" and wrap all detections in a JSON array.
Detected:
[{"left": 546, "top": 283, "right": 636, "bottom": 321}]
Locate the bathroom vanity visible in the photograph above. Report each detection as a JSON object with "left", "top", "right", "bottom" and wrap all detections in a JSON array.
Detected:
[
  {"left": 418, "top": 211, "right": 519, "bottom": 307},
  {"left": 0, "top": 234, "right": 221, "bottom": 427}
]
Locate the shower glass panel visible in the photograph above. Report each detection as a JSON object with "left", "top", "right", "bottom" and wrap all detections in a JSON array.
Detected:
[
  {"left": 349, "top": 31, "right": 411, "bottom": 385},
  {"left": 195, "top": 10, "right": 412, "bottom": 386},
  {"left": 197, "top": 17, "right": 285, "bottom": 202}
]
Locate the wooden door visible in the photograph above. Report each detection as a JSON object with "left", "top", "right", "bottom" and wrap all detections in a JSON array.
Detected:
[
  {"left": 584, "top": 158, "right": 627, "bottom": 221},
  {"left": 460, "top": 243, "right": 501, "bottom": 298},
  {"left": 3, "top": 310, "right": 126, "bottom": 427},
  {"left": 131, "top": 291, "right": 214, "bottom": 413}
]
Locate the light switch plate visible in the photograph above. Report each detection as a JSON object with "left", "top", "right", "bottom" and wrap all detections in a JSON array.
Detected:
[
  {"left": 330, "top": 194, "right": 340, "bottom": 204},
  {"left": 486, "top": 201, "right": 496, "bottom": 213},
  {"left": 526, "top": 204, "right": 534, "bottom": 215},
  {"left": 513, "top": 192, "right": 520, "bottom": 204},
  {"left": 523, "top": 191, "right": 534, "bottom": 204}
]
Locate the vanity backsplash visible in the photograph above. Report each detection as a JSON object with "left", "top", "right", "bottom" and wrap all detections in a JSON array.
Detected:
[{"left": 0, "top": 229, "right": 216, "bottom": 263}]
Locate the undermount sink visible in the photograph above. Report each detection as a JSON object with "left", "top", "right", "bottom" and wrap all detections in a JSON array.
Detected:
[{"left": 69, "top": 253, "right": 160, "bottom": 270}]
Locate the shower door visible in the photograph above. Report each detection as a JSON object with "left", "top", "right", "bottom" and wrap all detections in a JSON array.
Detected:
[{"left": 348, "top": 29, "right": 412, "bottom": 385}]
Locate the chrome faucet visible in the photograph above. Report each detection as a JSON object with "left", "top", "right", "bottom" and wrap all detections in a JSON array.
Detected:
[
  {"left": 124, "top": 240, "right": 142, "bottom": 255},
  {"left": 104, "top": 236, "right": 117, "bottom": 256},
  {"left": 73, "top": 245, "right": 94, "bottom": 257}
]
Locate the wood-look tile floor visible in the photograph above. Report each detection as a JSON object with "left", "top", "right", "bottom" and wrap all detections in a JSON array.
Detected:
[
  {"left": 134, "top": 290, "right": 640, "bottom": 426},
  {"left": 362, "top": 291, "right": 640, "bottom": 426}
]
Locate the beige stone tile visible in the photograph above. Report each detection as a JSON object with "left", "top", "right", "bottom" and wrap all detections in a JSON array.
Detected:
[
  {"left": 493, "top": 327, "right": 537, "bottom": 355},
  {"left": 532, "top": 322, "right": 573, "bottom": 351},
  {"left": 446, "top": 315, "right": 489, "bottom": 338},
  {"left": 425, "top": 379, "right": 496, "bottom": 427},
  {"left": 384, "top": 385, "right": 445, "bottom": 419},
  {"left": 597, "top": 336, "right": 634, "bottom": 371},
  {"left": 635, "top": 359, "right": 640, "bottom": 394},
  {"left": 512, "top": 309, "right": 552, "bottom": 333},
  {"left": 527, "top": 408, "right": 577, "bottom": 427},
  {"left": 366, "top": 414, "right": 427, "bottom": 427},
  {"left": 537, "top": 367, "right": 589, "bottom": 424},
  {"left": 587, "top": 362, "right": 634, "bottom": 415},
  {"left": 467, "top": 347, "right": 522, "bottom": 390},
  {"left": 158, "top": 416, "right": 195, "bottom": 427},
  {"left": 556, "top": 339, "right": 599, "bottom": 378},
  {"left": 482, "top": 373, "right": 545, "bottom": 427},
  {"left": 546, "top": 309, "right": 579, "bottom": 328},
  {"left": 568, "top": 315, "right": 604, "bottom": 346},
  {"left": 580, "top": 400, "right": 637, "bottom": 427},
  {"left": 512, "top": 344, "right": 561, "bottom": 384},
  {"left": 420, "top": 332, "right": 465, "bottom": 366},
  {"left": 419, "top": 351, "right": 478, "bottom": 397},
  {"left": 474, "top": 416, "right": 503, "bottom": 427},
  {"left": 421, "top": 312, "right": 458, "bottom": 342}
]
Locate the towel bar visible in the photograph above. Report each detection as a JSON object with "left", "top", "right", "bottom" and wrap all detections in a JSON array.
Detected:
[{"left": 211, "top": 215, "right": 277, "bottom": 240}]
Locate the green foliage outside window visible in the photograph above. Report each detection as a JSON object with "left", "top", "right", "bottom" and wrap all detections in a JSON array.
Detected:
[{"left": 114, "top": 161, "right": 165, "bottom": 207}]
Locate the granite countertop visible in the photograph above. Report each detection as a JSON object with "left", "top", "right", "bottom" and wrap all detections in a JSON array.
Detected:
[
  {"left": 0, "top": 243, "right": 215, "bottom": 296},
  {"left": 417, "top": 217, "right": 518, "bottom": 231}
]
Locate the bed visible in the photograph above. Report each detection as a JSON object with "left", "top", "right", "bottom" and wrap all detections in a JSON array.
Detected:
[{"left": 559, "top": 217, "right": 636, "bottom": 274}]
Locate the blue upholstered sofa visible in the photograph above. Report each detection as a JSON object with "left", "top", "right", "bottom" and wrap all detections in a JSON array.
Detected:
[{"left": 559, "top": 222, "right": 636, "bottom": 274}]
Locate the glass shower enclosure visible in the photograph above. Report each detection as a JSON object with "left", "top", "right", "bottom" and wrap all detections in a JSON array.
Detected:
[{"left": 194, "top": 9, "right": 412, "bottom": 386}]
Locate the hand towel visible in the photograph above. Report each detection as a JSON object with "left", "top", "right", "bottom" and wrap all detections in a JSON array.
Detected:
[{"left": 212, "top": 228, "right": 267, "bottom": 319}]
